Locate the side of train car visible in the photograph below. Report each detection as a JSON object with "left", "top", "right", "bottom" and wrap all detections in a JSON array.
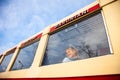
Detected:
[{"left": 0, "top": 0, "right": 120, "bottom": 79}]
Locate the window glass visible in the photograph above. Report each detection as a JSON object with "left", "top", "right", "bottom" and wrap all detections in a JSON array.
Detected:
[
  {"left": 11, "top": 41, "right": 39, "bottom": 70},
  {"left": 0, "top": 53, "right": 13, "bottom": 72},
  {"left": 42, "top": 12, "right": 111, "bottom": 65}
]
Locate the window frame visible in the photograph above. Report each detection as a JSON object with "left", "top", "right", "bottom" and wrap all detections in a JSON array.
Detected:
[
  {"left": 101, "top": 10, "right": 113, "bottom": 53},
  {"left": 0, "top": 47, "right": 16, "bottom": 72},
  {"left": 0, "top": 54, "right": 3, "bottom": 64},
  {"left": 10, "top": 34, "right": 42, "bottom": 71},
  {"left": 42, "top": 10, "right": 113, "bottom": 66}
]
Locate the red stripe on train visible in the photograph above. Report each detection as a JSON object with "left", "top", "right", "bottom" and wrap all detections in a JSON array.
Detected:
[
  {"left": 1, "top": 74, "right": 120, "bottom": 80},
  {"left": 88, "top": 4, "right": 100, "bottom": 12}
]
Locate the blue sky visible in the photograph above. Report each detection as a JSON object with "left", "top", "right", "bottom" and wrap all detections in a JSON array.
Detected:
[{"left": 0, "top": 0, "right": 95, "bottom": 54}]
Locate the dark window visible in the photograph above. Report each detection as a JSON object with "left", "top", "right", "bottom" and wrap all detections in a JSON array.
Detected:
[
  {"left": 0, "top": 53, "right": 13, "bottom": 72},
  {"left": 42, "top": 12, "right": 111, "bottom": 65},
  {"left": 11, "top": 41, "right": 39, "bottom": 70}
]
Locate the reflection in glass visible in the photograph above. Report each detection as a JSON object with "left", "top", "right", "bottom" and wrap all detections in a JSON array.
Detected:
[
  {"left": 0, "top": 53, "right": 13, "bottom": 72},
  {"left": 42, "top": 12, "right": 111, "bottom": 65},
  {"left": 11, "top": 41, "right": 39, "bottom": 70}
]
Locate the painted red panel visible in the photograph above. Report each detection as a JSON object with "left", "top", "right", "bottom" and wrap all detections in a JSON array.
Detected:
[
  {"left": 88, "top": 4, "right": 100, "bottom": 12},
  {"left": 35, "top": 33, "right": 42, "bottom": 39},
  {"left": 50, "top": 26, "right": 56, "bottom": 32}
]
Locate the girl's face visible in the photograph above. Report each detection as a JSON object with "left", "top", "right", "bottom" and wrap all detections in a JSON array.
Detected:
[{"left": 66, "top": 48, "right": 77, "bottom": 58}]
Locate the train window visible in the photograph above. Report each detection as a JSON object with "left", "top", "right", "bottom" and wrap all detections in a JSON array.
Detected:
[
  {"left": 0, "top": 53, "right": 14, "bottom": 72},
  {"left": 42, "top": 12, "right": 111, "bottom": 65},
  {"left": 11, "top": 41, "right": 39, "bottom": 70}
]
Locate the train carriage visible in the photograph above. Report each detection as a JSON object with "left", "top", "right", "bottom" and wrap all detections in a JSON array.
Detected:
[{"left": 0, "top": 0, "right": 120, "bottom": 79}]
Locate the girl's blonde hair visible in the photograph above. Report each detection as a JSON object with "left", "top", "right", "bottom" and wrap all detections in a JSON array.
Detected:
[{"left": 66, "top": 46, "right": 80, "bottom": 59}]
